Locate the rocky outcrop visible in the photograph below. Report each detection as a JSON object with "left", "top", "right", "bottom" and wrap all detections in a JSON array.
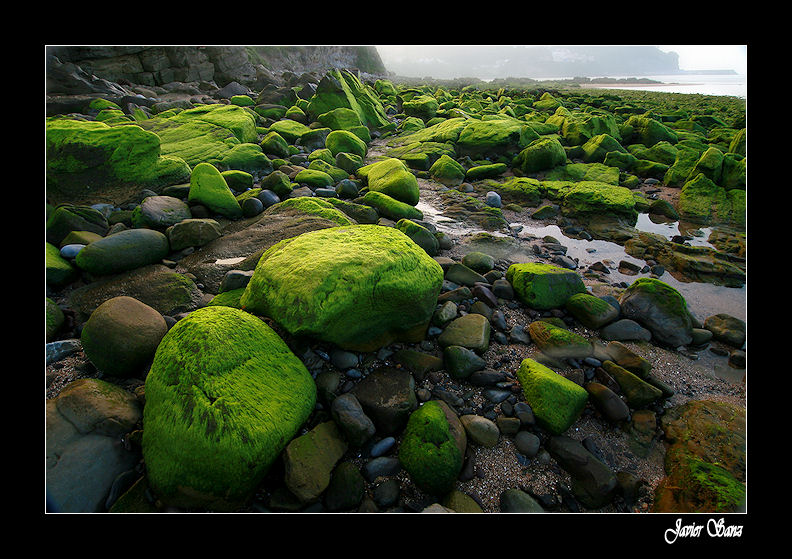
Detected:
[{"left": 46, "top": 46, "right": 386, "bottom": 93}]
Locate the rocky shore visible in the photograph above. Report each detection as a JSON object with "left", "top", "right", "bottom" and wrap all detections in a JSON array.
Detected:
[{"left": 45, "top": 54, "right": 747, "bottom": 515}]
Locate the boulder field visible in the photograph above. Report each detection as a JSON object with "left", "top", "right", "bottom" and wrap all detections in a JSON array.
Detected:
[{"left": 45, "top": 63, "right": 746, "bottom": 514}]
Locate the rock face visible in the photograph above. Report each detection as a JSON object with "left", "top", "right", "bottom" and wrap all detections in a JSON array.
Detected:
[
  {"left": 47, "top": 46, "right": 385, "bottom": 90},
  {"left": 141, "top": 306, "right": 316, "bottom": 511},
  {"left": 240, "top": 225, "right": 444, "bottom": 352}
]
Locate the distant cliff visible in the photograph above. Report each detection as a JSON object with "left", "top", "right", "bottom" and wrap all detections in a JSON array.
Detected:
[{"left": 46, "top": 45, "right": 386, "bottom": 91}]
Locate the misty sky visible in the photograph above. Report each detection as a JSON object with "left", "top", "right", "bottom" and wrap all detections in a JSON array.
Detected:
[{"left": 376, "top": 45, "right": 747, "bottom": 77}]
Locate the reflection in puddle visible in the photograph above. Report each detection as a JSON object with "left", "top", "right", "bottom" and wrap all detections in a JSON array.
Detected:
[{"left": 413, "top": 198, "right": 747, "bottom": 323}]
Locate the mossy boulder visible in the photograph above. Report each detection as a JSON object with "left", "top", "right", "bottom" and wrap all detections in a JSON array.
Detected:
[
  {"left": 624, "top": 115, "right": 678, "bottom": 147},
  {"left": 359, "top": 158, "right": 420, "bottom": 205},
  {"left": 506, "top": 262, "right": 586, "bottom": 310},
  {"left": 580, "top": 134, "right": 627, "bottom": 163},
  {"left": 269, "top": 119, "right": 312, "bottom": 143},
  {"left": 545, "top": 162, "right": 621, "bottom": 185},
  {"left": 218, "top": 143, "right": 273, "bottom": 176},
  {"left": 687, "top": 146, "right": 724, "bottom": 184},
  {"left": 512, "top": 137, "right": 567, "bottom": 173},
  {"left": 565, "top": 293, "right": 620, "bottom": 329},
  {"left": 678, "top": 173, "right": 742, "bottom": 226},
  {"left": 561, "top": 181, "right": 638, "bottom": 223},
  {"left": 396, "top": 219, "right": 439, "bottom": 256},
  {"left": 601, "top": 360, "right": 662, "bottom": 408},
  {"left": 135, "top": 103, "right": 258, "bottom": 168},
  {"left": 240, "top": 225, "right": 444, "bottom": 351},
  {"left": 653, "top": 400, "right": 746, "bottom": 513},
  {"left": 618, "top": 278, "right": 692, "bottom": 347},
  {"left": 75, "top": 229, "right": 170, "bottom": 276},
  {"left": 46, "top": 205, "right": 109, "bottom": 246},
  {"left": 429, "top": 154, "right": 466, "bottom": 187},
  {"left": 80, "top": 296, "right": 168, "bottom": 377},
  {"left": 398, "top": 400, "right": 465, "bottom": 495},
  {"left": 307, "top": 69, "right": 391, "bottom": 131},
  {"left": 295, "top": 168, "right": 335, "bottom": 188},
  {"left": 45, "top": 118, "right": 191, "bottom": 205},
  {"left": 465, "top": 163, "right": 507, "bottom": 181},
  {"left": 357, "top": 190, "right": 423, "bottom": 221},
  {"left": 142, "top": 306, "right": 316, "bottom": 511},
  {"left": 515, "top": 358, "right": 589, "bottom": 435},
  {"left": 260, "top": 131, "right": 291, "bottom": 158},
  {"left": 188, "top": 162, "right": 243, "bottom": 219},
  {"left": 546, "top": 108, "right": 622, "bottom": 146},
  {"left": 402, "top": 94, "right": 440, "bottom": 121},
  {"left": 317, "top": 107, "right": 363, "bottom": 131},
  {"left": 265, "top": 197, "right": 354, "bottom": 226},
  {"left": 528, "top": 320, "right": 592, "bottom": 360},
  {"left": 325, "top": 129, "right": 367, "bottom": 159},
  {"left": 282, "top": 421, "right": 348, "bottom": 503},
  {"left": 46, "top": 242, "right": 79, "bottom": 288},
  {"left": 485, "top": 176, "right": 544, "bottom": 206},
  {"left": 456, "top": 118, "right": 540, "bottom": 158}
]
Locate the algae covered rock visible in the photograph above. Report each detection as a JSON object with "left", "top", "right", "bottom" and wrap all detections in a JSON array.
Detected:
[
  {"left": 653, "top": 400, "right": 746, "bottom": 513},
  {"left": 506, "top": 262, "right": 586, "bottom": 310},
  {"left": 456, "top": 118, "right": 539, "bottom": 158},
  {"left": 45, "top": 118, "right": 191, "bottom": 205},
  {"left": 565, "top": 293, "right": 620, "bottom": 329},
  {"left": 528, "top": 320, "right": 592, "bottom": 360},
  {"left": 142, "top": 306, "right": 317, "bottom": 511},
  {"left": 361, "top": 158, "right": 420, "bottom": 205},
  {"left": 399, "top": 400, "right": 465, "bottom": 495},
  {"left": 515, "top": 358, "right": 589, "bottom": 435},
  {"left": 512, "top": 137, "right": 567, "bottom": 173},
  {"left": 80, "top": 296, "right": 168, "bottom": 377},
  {"left": 188, "top": 162, "right": 243, "bottom": 219},
  {"left": 561, "top": 181, "right": 638, "bottom": 223},
  {"left": 618, "top": 278, "right": 693, "bottom": 347},
  {"left": 240, "top": 225, "right": 444, "bottom": 351},
  {"left": 325, "top": 129, "right": 368, "bottom": 159},
  {"left": 46, "top": 242, "right": 79, "bottom": 288},
  {"left": 357, "top": 190, "right": 424, "bottom": 221}
]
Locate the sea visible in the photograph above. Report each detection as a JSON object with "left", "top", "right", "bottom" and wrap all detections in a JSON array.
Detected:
[{"left": 578, "top": 73, "right": 747, "bottom": 99}]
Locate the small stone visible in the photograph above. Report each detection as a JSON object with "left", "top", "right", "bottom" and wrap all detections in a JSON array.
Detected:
[{"left": 514, "top": 431, "right": 541, "bottom": 457}]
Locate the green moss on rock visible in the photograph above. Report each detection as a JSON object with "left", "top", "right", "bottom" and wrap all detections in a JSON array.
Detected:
[
  {"left": 515, "top": 358, "right": 589, "bottom": 435},
  {"left": 506, "top": 262, "right": 586, "bottom": 310},
  {"left": 142, "top": 306, "right": 316, "bottom": 511},
  {"left": 398, "top": 400, "right": 464, "bottom": 495},
  {"left": 240, "top": 225, "right": 444, "bottom": 351}
]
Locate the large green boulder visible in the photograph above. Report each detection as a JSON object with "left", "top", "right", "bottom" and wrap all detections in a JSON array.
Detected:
[
  {"left": 506, "top": 262, "right": 586, "bottom": 310},
  {"left": 399, "top": 400, "right": 465, "bottom": 495},
  {"left": 217, "top": 143, "right": 273, "bottom": 176},
  {"left": 326, "top": 129, "right": 367, "bottom": 159},
  {"left": 240, "top": 225, "right": 444, "bottom": 351},
  {"left": 580, "top": 134, "right": 627, "bottom": 163},
  {"left": 75, "top": 229, "right": 170, "bottom": 276},
  {"left": 618, "top": 278, "right": 693, "bottom": 347},
  {"left": 188, "top": 162, "right": 243, "bottom": 218},
  {"left": 561, "top": 181, "right": 638, "bottom": 223},
  {"left": 45, "top": 118, "right": 191, "bottom": 205},
  {"left": 402, "top": 94, "right": 440, "bottom": 121},
  {"left": 624, "top": 115, "right": 678, "bottom": 147},
  {"left": 259, "top": 131, "right": 291, "bottom": 158},
  {"left": 515, "top": 358, "right": 589, "bottom": 435},
  {"left": 485, "top": 176, "right": 544, "bottom": 206},
  {"left": 687, "top": 146, "right": 724, "bottom": 184},
  {"left": 265, "top": 197, "right": 354, "bottom": 226},
  {"left": 512, "top": 137, "right": 567, "bottom": 173},
  {"left": 317, "top": 107, "right": 363, "bottom": 131},
  {"left": 142, "top": 306, "right": 316, "bottom": 511},
  {"left": 80, "top": 296, "right": 168, "bottom": 377},
  {"left": 307, "top": 69, "right": 392, "bottom": 131},
  {"left": 546, "top": 108, "right": 621, "bottom": 146},
  {"left": 360, "top": 158, "right": 420, "bottom": 205},
  {"left": 135, "top": 103, "right": 258, "bottom": 168},
  {"left": 269, "top": 119, "right": 312, "bottom": 144},
  {"left": 678, "top": 173, "right": 741, "bottom": 225},
  {"left": 455, "top": 118, "right": 540, "bottom": 158},
  {"left": 429, "top": 154, "right": 466, "bottom": 187}
]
